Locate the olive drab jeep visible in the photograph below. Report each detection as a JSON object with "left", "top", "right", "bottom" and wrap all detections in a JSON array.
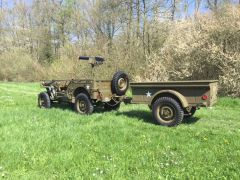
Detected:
[
  {"left": 38, "top": 56, "right": 218, "bottom": 127},
  {"left": 38, "top": 56, "right": 129, "bottom": 114}
]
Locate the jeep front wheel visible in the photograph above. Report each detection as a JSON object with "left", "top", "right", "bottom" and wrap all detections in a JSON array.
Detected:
[
  {"left": 38, "top": 92, "right": 51, "bottom": 108},
  {"left": 152, "top": 97, "right": 184, "bottom": 127},
  {"left": 74, "top": 93, "right": 94, "bottom": 115}
]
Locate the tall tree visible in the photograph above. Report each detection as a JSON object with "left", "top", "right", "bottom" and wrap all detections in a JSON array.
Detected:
[
  {"left": 207, "top": 0, "right": 218, "bottom": 11},
  {"left": 136, "top": 0, "right": 141, "bottom": 38},
  {"left": 171, "top": 0, "right": 176, "bottom": 20},
  {"left": 0, "top": 0, "right": 3, "bottom": 11},
  {"left": 86, "top": 0, "right": 126, "bottom": 50},
  {"left": 195, "top": 0, "right": 202, "bottom": 15},
  {"left": 32, "top": 0, "right": 54, "bottom": 63}
]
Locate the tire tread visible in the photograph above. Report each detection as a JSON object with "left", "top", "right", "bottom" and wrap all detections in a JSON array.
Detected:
[
  {"left": 38, "top": 92, "right": 51, "bottom": 108},
  {"left": 74, "top": 93, "right": 94, "bottom": 115},
  {"left": 111, "top": 71, "right": 129, "bottom": 96},
  {"left": 152, "top": 97, "right": 184, "bottom": 127}
]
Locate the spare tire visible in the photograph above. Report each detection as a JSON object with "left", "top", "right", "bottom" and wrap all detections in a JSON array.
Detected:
[{"left": 111, "top": 71, "right": 129, "bottom": 96}]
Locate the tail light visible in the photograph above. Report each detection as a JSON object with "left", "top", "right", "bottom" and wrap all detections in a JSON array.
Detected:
[{"left": 202, "top": 95, "right": 208, "bottom": 100}]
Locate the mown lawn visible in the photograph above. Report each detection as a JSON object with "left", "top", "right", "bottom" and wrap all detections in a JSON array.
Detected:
[{"left": 0, "top": 83, "right": 240, "bottom": 179}]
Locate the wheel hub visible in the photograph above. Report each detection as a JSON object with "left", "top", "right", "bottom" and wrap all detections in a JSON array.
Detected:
[
  {"left": 118, "top": 78, "right": 127, "bottom": 90},
  {"left": 39, "top": 97, "right": 45, "bottom": 107},
  {"left": 159, "top": 105, "right": 174, "bottom": 121},
  {"left": 79, "top": 100, "right": 87, "bottom": 112}
]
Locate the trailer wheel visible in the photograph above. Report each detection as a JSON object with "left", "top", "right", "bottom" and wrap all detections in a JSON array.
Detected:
[
  {"left": 74, "top": 93, "right": 94, "bottom": 115},
  {"left": 104, "top": 100, "right": 121, "bottom": 111},
  {"left": 38, "top": 92, "right": 51, "bottom": 108},
  {"left": 111, "top": 71, "right": 129, "bottom": 96},
  {"left": 152, "top": 97, "right": 184, "bottom": 127},
  {"left": 184, "top": 107, "right": 197, "bottom": 119}
]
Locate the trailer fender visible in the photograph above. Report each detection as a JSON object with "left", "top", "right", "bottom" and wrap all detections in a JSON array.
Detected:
[{"left": 151, "top": 90, "right": 189, "bottom": 108}]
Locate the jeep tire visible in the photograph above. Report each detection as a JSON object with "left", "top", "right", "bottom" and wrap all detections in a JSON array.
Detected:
[
  {"left": 74, "top": 93, "right": 94, "bottom": 115},
  {"left": 38, "top": 92, "right": 51, "bottom": 108}
]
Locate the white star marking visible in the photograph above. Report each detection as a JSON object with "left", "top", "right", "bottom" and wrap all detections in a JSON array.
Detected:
[{"left": 146, "top": 91, "right": 152, "bottom": 97}]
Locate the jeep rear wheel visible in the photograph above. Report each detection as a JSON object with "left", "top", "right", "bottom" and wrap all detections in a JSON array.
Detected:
[
  {"left": 74, "top": 93, "right": 94, "bottom": 115},
  {"left": 38, "top": 92, "right": 51, "bottom": 108},
  {"left": 111, "top": 71, "right": 129, "bottom": 96},
  {"left": 152, "top": 97, "right": 184, "bottom": 127}
]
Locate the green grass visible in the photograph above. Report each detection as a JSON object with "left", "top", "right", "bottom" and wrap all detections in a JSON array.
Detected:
[{"left": 0, "top": 83, "right": 240, "bottom": 179}]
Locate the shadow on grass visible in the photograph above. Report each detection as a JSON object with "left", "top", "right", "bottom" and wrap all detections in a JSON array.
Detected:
[
  {"left": 182, "top": 117, "right": 200, "bottom": 124},
  {"left": 51, "top": 102, "right": 73, "bottom": 111},
  {"left": 116, "top": 110, "right": 155, "bottom": 124},
  {"left": 116, "top": 110, "right": 201, "bottom": 125},
  {"left": 50, "top": 103, "right": 200, "bottom": 125},
  {"left": 51, "top": 102, "right": 107, "bottom": 113}
]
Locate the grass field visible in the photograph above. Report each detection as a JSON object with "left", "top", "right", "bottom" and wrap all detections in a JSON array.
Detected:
[{"left": 0, "top": 83, "right": 240, "bottom": 179}]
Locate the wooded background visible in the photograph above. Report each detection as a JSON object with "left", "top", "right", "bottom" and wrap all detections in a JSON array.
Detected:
[{"left": 0, "top": 0, "right": 239, "bottom": 96}]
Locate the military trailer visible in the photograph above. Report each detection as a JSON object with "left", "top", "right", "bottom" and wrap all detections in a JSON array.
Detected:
[
  {"left": 128, "top": 81, "right": 218, "bottom": 126},
  {"left": 38, "top": 56, "right": 129, "bottom": 114},
  {"left": 38, "top": 56, "right": 218, "bottom": 127}
]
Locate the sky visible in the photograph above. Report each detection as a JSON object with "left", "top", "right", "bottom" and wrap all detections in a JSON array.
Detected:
[
  {"left": 3, "top": 0, "right": 239, "bottom": 17},
  {"left": 4, "top": 0, "right": 203, "bottom": 16},
  {"left": 3, "top": 0, "right": 208, "bottom": 13},
  {"left": 4, "top": 0, "right": 33, "bottom": 8}
]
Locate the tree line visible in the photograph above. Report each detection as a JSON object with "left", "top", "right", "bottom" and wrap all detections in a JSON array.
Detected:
[{"left": 0, "top": 0, "right": 240, "bottom": 96}]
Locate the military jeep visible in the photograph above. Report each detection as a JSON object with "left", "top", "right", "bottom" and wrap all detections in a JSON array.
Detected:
[
  {"left": 38, "top": 56, "right": 129, "bottom": 114},
  {"left": 38, "top": 56, "right": 218, "bottom": 127}
]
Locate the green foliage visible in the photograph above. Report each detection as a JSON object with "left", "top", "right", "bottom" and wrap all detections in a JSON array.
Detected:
[{"left": 0, "top": 83, "right": 240, "bottom": 179}]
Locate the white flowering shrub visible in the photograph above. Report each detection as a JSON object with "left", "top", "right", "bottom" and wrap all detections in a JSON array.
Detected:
[{"left": 143, "top": 6, "right": 240, "bottom": 97}]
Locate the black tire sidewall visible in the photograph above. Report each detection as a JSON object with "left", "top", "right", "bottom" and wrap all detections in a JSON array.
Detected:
[
  {"left": 74, "top": 93, "right": 93, "bottom": 115},
  {"left": 152, "top": 97, "right": 183, "bottom": 127},
  {"left": 111, "top": 71, "right": 129, "bottom": 96},
  {"left": 38, "top": 92, "right": 51, "bottom": 108}
]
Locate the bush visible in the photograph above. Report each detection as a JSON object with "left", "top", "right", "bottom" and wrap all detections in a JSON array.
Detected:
[
  {"left": 142, "top": 6, "right": 240, "bottom": 97},
  {"left": 0, "top": 49, "right": 44, "bottom": 82}
]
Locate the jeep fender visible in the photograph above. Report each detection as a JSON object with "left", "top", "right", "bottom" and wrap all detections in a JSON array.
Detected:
[{"left": 151, "top": 90, "right": 189, "bottom": 108}]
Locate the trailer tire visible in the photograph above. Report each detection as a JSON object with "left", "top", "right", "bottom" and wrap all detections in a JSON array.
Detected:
[
  {"left": 38, "top": 92, "right": 51, "bottom": 108},
  {"left": 152, "top": 97, "right": 184, "bottom": 127},
  {"left": 111, "top": 71, "right": 129, "bottom": 96},
  {"left": 75, "top": 93, "right": 94, "bottom": 115}
]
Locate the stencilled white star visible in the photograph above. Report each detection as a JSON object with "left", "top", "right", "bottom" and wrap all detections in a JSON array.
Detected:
[{"left": 146, "top": 91, "right": 152, "bottom": 97}]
